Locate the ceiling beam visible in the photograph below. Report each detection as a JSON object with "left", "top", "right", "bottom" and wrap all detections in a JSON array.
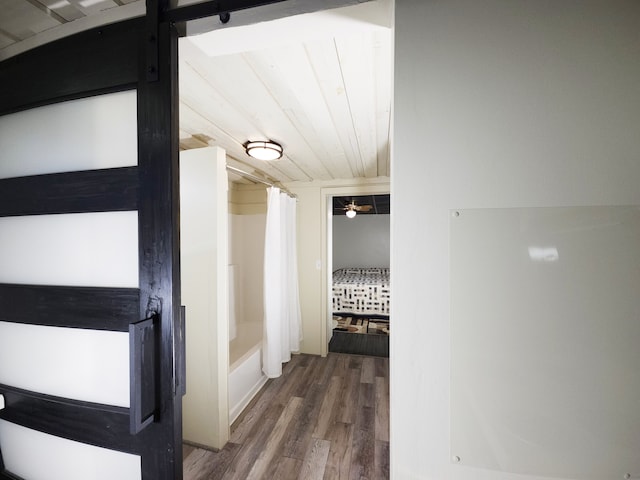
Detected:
[
  {"left": 184, "top": 0, "right": 377, "bottom": 37},
  {"left": 162, "top": 0, "right": 287, "bottom": 24}
]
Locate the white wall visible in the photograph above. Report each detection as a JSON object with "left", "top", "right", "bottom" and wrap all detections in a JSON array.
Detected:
[
  {"left": 392, "top": 1, "right": 640, "bottom": 479},
  {"left": 287, "top": 178, "right": 390, "bottom": 355},
  {"left": 332, "top": 214, "right": 390, "bottom": 270},
  {"left": 180, "top": 147, "right": 229, "bottom": 450}
]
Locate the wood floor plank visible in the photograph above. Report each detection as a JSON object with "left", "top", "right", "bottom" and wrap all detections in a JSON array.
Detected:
[
  {"left": 273, "top": 456, "right": 303, "bottom": 478},
  {"left": 182, "top": 443, "right": 196, "bottom": 461},
  {"left": 375, "top": 376, "right": 390, "bottom": 442},
  {"left": 298, "top": 438, "right": 331, "bottom": 480},
  {"left": 323, "top": 421, "right": 354, "bottom": 480},
  {"left": 184, "top": 353, "right": 388, "bottom": 480},
  {"left": 360, "top": 357, "right": 375, "bottom": 384},
  {"left": 374, "top": 356, "right": 388, "bottom": 378},
  {"left": 221, "top": 403, "right": 285, "bottom": 480},
  {"left": 349, "top": 427, "right": 375, "bottom": 480},
  {"left": 336, "top": 368, "right": 360, "bottom": 424},
  {"left": 312, "top": 375, "right": 343, "bottom": 439},
  {"left": 355, "top": 405, "right": 375, "bottom": 433},
  {"left": 315, "top": 351, "right": 339, "bottom": 386},
  {"left": 375, "top": 440, "right": 390, "bottom": 480},
  {"left": 293, "top": 354, "right": 324, "bottom": 397},
  {"left": 296, "top": 353, "right": 312, "bottom": 367},
  {"left": 271, "top": 365, "right": 307, "bottom": 407},
  {"left": 331, "top": 353, "right": 349, "bottom": 381},
  {"left": 183, "top": 442, "right": 242, "bottom": 480},
  {"left": 283, "top": 383, "right": 325, "bottom": 459},
  {"left": 229, "top": 377, "right": 279, "bottom": 444},
  {"left": 184, "top": 448, "right": 209, "bottom": 478},
  {"left": 348, "top": 355, "right": 363, "bottom": 370},
  {"left": 245, "top": 396, "right": 303, "bottom": 480},
  {"left": 359, "top": 382, "right": 375, "bottom": 409}
]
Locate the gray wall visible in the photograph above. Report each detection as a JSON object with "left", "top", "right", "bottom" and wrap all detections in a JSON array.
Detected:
[
  {"left": 332, "top": 214, "right": 390, "bottom": 271},
  {"left": 392, "top": 0, "right": 640, "bottom": 478}
]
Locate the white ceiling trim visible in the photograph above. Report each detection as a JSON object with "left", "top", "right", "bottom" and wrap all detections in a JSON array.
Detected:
[{"left": 0, "top": 1, "right": 144, "bottom": 61}]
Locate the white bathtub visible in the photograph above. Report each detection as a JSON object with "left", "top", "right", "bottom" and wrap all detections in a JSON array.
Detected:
[{"left": 228, "top": 321, "right": 267, "bottom": 424}]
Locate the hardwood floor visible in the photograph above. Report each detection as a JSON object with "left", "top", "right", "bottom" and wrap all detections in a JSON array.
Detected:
[{"left": 183, "top": 353, "right": 390, "bottom": 480}]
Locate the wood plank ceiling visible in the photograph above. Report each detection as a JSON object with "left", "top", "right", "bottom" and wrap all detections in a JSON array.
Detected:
[{"left": 0, "top": 0, "right": 392, "bottom": 186}]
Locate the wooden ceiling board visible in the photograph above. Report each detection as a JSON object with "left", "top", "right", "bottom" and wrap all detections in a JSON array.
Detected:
[
  {"left": 179, "top": 62, "right": 271, "bottom": 149},
  {"left": 179, "top": 97, "right": 312, "bottom": 185},
  {"left": 179, "top": 2, "right": 393, "bottom": 186},
  {"left": 243, "top": 42, "right": 354, "bottom": 180},
  {"left": 178, "top": 101, "right": 304, "bottom": 184},
  {"left": 304, "top": 37, "right": 362, "bottom": 178},
  {"left": 186, "top": 46, "right": 334, "bottom": 181},
  {"left": 181, "top": 41, "right": 279, "bottom": 135},
  {"left": 180, "top": 39, "right": 332, "bottom": 181},
  {"left": 179, "top": 101, "right": 311, "bottom": 184},
  {"left": 334, "top": 33, "right": 379, "bottom": 178},
  {"left": 373, "top": 30, "right": 391, "bottom": 177}
]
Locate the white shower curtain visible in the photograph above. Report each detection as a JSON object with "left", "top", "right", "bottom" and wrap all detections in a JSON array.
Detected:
[{"left": 262, "top": 187, "right": 302, "bottom": 378}]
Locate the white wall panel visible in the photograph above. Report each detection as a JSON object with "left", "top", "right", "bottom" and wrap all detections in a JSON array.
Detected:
[
  {"left": 0, "top": 322, "right": 129, "bottom": 407},
  {"left": 0, "top": 211, "right": 138, "bottom": 288},
  {"left": 0, "top": 90, "right": 137, "bottom": 179},
  {"left": 0, "top": 420, "right": 141, "bottom": 480},
  {"left": 450, "top": 206, "right": 640, "bottom": 479}
]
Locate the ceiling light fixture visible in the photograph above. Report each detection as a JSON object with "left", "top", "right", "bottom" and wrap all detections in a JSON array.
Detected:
[
  {"left": 245, "top": 140, "right": 283, "bottom": 161},
  {"left": 346, "top": 208, "right": 357, "bottom": 219}
]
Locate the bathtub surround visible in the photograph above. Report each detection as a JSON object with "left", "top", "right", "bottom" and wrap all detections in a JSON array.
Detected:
[{"left": 228, "top": 189, "right": 268, "bottom": 427}]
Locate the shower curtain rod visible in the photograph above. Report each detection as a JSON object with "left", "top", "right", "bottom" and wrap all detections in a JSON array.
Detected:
[{"left": 226, "top": 165, "right": 296, "bottom": 198}]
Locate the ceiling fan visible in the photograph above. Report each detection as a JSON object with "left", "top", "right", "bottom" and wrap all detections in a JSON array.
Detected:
[{"left": 342, "top": 200, "right": 373, "bottom": 218}]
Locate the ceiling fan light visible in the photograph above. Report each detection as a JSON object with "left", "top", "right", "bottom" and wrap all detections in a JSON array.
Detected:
[
  {"left": 346, "top": 208, "right": 357, "bottom": 218},
  {"left": 245, "top": 140, "right": 283, "bottom": 161}
]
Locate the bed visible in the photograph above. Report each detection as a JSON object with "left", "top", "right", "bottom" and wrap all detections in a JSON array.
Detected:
[{"left": 332, "top": 267, "right": 390, "bottom": 317}]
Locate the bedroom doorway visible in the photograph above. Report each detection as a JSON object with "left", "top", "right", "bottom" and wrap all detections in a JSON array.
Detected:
[{"left": 324, "top": 190, "right": 391, "bottom": 357}]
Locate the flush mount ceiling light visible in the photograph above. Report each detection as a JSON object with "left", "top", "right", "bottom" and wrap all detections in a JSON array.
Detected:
[{"left": 245, "top": 140, "right": 283, "bottom": 161}]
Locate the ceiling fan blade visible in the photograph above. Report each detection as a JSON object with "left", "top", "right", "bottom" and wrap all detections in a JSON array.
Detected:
[{"left": 356, "top": 205, "right": 373, "bottom": 211}]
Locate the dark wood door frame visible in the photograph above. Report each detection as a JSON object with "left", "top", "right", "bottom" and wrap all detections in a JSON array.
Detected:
[
  {"left": 0, "top": 13, "right": 183, "bottom": 480},
  {"left": 0, "top": 1, "right": 291, "bottom": 479}
]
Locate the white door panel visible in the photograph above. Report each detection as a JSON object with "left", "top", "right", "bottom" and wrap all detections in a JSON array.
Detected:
[
  {"left": 0, "top": 90, "right": 138, "bottom": 180},
  {"left": 0, "top": 322, "right": 129, "bottom": 407},
  {"left": 0, "top": 212, "right": 139, "bottom": 288},
  {"left": 0, "top": 420, "right": 141, "bottom": 480}
]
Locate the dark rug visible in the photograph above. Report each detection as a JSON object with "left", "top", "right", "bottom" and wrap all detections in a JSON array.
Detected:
[
  {"left": 330, "top": 315, "right": 389, "bottom": 357},
  {"left": 333, "top": 315, "right": 389, "bottom": 335}
]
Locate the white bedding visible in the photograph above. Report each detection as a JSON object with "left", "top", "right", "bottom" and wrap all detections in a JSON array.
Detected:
[{"left": 332, "top": 267, "right": 390, "bottom": 316}]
